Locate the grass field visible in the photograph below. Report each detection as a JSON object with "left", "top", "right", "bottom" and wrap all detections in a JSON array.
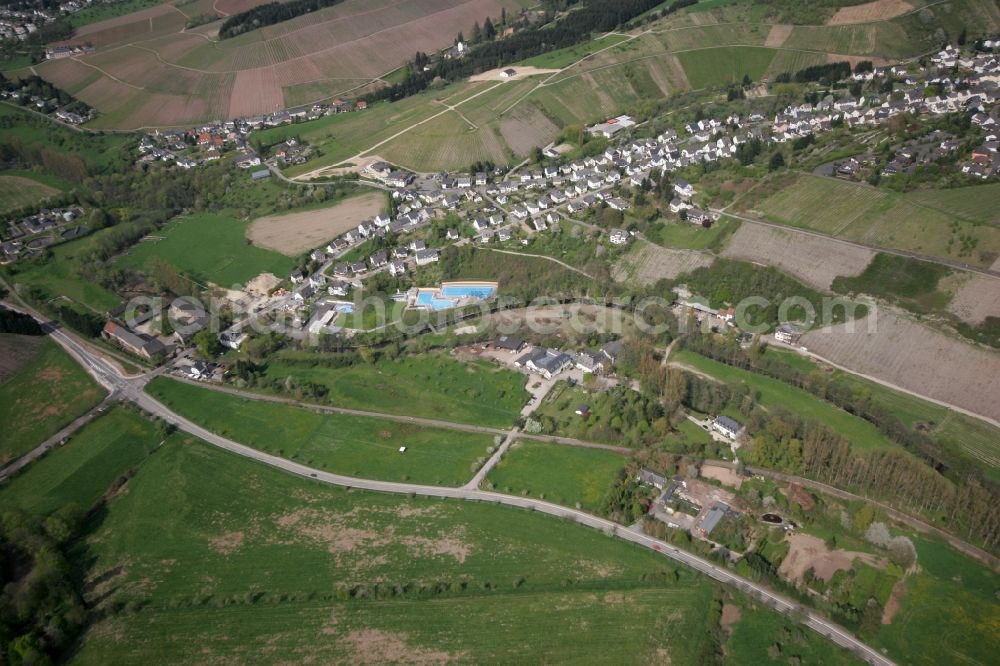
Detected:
[
  {"left": 486, "top": 440, "right": 625, "bottom": 510},
  {"left": 70, "top": 434, "right": 729, "bottom": 663},
  {"left": 66, "top": 0, "right": 163, "bottom": 27},
  {"left": 0, "top": 406, "right": 160, "bottom": 516},
  {"left": 115, "top": 212, "right": 295, "bottom": 287},
  {"left": 261, "top": 353, "right": 528, "bottom": 428},
  {"left": 520, "top": 33, "right": 630, "bottom": 68},
  {"left": 648, "top": 216, "right": 738, "bottom": 250},
  {"left": 724, "top": 596, "right": 863, "bottom": 665},
  {"left": 146, "top": 377, "right": 497, "bottom": 486},
  {"left": 743, "top": 174, "right": 1000, "bottom": 268},
  {"left": 904, "top": 182, "right": 1000, "bottom": 226},
  {"left": 672, "top": 350, "right": 903, "bottom": 454},
  {"left": 676, "top": 46, "right": 776, "bottom": 89},
  {"left": 0, "top": 173, "right": 60, "bottom": 213},
  {"left": 874, "top": 536, "right": 1000, "bottom": 666},
  {"left": 0, "top": 334, "right": 106, "bottom": 466}
]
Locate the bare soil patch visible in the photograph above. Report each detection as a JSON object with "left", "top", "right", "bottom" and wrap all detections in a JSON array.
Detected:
[
  {"left": 245, "top": 272, "right": 281, "bottom": 297},
  {"left": 944, "top": 273, "right": 1000, "bottom": 325},
  {"left": 0, "top": 334, "right": 44, "bottom": 382},
  {"left": 400, "top": 534, "right": 471, "bottom": 563},
  {"left": 720, "top": 603, "right": 742, "bottom": 631},
  {"left": 764, "top": 24, "right": 793, "bottom": 48},
  {"left": 248, "top": 192, "right": 384, "bottom": 255},
  {"left": 882, "top": 578, "right": 907, "bottom": 624},
  {"left": 613, "top": 241, "right": 714, "bottom": 285},
  {"left": 721, "top": 223, "right": 875, "bottom": 290},
  {"left": 342, "top": 629, "right": 466, "bottom": 664},
  {"left": 802, "top": 310, "right": 1000, "bottom": 423},
  {"left": 828, "top": 0, "right": 913, "bottom": 25},
  {"left": 779, "top": 533, "right": 883, "bottom": 583},
  {"left": 469, "top": 65, "right": 561, "bottom": 81},
  {"left": 208, "top": 531, "right": 244, "bottom": 555},
  {"left": 700, "top": 463, "right": 743, "bottom": 489}
]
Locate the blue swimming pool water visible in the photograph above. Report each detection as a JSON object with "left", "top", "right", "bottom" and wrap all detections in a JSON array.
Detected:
[
  {"left": 415, "top": 292, "right": 456, "bottom": 310},
  {"left": 440, "top": 284, "right": 496, "bottom": 299},
  {"left": 334, "top": 303, "right": 354, "bottom": 313},
  {"left": 414, "top": 283, "right": 496, "bottom": 311}
]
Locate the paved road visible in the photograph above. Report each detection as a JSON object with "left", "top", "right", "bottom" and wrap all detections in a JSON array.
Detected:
[
  {"left": 132, "top": 391, "right": 894, "bottom": 666},
  {"left": 0, "top": 305, "right": 894, "bottom": 666}
]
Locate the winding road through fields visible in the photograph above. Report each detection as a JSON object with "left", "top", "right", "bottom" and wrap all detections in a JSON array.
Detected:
[{"left": 0, "top": 297, "right": 896, "bottom": 666}]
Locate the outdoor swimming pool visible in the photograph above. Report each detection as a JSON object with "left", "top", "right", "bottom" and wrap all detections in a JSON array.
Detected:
[
  {"left": 413, "top": 282, "right": 498, "bottom": 311},
  {"left": 440, "top": 283, "right": 496, "bottom": 299},
  {"left": 415, "top": 291, "right": 458, "bottom": 310}
]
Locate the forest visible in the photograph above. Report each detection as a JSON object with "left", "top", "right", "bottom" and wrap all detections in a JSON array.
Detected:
[
  {"left": 217, "top": 0, "right": 347, "bottom": 39},
  {"left": 0, "top": 509, "right": 89, "bottom": 664},
  {"left": 368, "top": 0, "right": 695, "bottom": 103}
]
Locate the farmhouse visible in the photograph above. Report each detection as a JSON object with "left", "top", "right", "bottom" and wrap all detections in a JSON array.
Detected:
[
  {"left": 574, "top": 350, "right": 605, "bottom": 373},
  {"left": 608, "top": 229, "right": 629, "bottom": 245},
  {"left": 698, "top": 502, "right": 730, "bottom": 537},
  {"left": 500, "top": 68, "right": 517, "bottom": 78},
  {"left": 775, "top": 324, "right": 802, "bottom": 344},
  {"left": 638, "top": 468, "right": 667, "bottom": 489},
  {"left": 515, "top": 347, "right": 573, "bottom": 379},
  {"left": 587, "top": 115, "right": 636, "bottom": 139},
  {"left": 713, "top": 416, "right": 743, "bottom": 440},
  {"left": 101, "top": 321, "right": 166, "bottom": 360}
]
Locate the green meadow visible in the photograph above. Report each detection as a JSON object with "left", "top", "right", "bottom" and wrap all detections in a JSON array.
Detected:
[
  {"left": 145, "top": 377, "right": 495, "bottom": 486},
  {"left": 115, "top": 213, "right": 294, "bottom": 287},
  {"left": 487, "top": 440, "right": 625, "bottom": 511},
  {"left": 68, "top": 434, "right": 839, "bottom": 664},
  {"left": 0, "top": 406, "right": 160, "bottom": 516},
  {"left": 0, "top": 334, "right": 106, "bottom": 465},
  {"left": 261, "top": 352, "right": 528, "bottom": 428}
]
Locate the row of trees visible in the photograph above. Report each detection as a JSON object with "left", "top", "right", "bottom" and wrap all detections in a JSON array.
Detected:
[
  {"left": 674, "top": 333, "right": 1000, "bottom": 552},
  {"left": 0, "top": 306, "right": 43, "bottom": 335}
]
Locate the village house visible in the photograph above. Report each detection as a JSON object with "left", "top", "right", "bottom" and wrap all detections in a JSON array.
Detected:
[
  {"left": 101, "top": 321, "right": 166, "bottom": 360},
  {"left": 515, "top": 347, "right": 573, "bottom": 379},
  {"left": 713, "top": 416, "right": 743, "bottom": 440}
]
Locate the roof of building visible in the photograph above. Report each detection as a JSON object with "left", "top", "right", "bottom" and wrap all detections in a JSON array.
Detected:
[
  {"left": 494, "top": 335, "right": 524, "bottom": 351},
  {"left": 715, "top": 415, "right": 743, "bottom": 433},
  {"left": 699, "top": 504, "right": 728, "bottom": 535}
]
